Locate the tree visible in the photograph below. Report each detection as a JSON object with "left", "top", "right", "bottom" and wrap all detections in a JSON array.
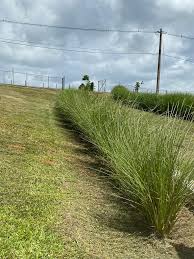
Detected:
[
  {"left": 79, "top": 74, "right": 94, "bottom": 91},
  {"left": 135, "top": 82, "right": 140, "bottom": 93},
  {"left": 90, "top": 82, "right": 94, "bottom": 91},
  {"left": 134, "top": 81, "right": 143, "bottom": 93},
  {"left": 82, "top": 75, "right": 89, "bottom": 81}
]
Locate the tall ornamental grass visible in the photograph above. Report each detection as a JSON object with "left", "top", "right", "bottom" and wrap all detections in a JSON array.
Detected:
[
  {"left": 111, "top": 86, "right": 194, "bottom": 120},
  {"left": 56, "top": 89, "right": 194, "bottom": 236}
]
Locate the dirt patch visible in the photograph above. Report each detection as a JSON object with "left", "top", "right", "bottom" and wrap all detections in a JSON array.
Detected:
[
  {"left": 1, "top": 94, "right": 26, "bottom": 103},
  {"left": 8, "top": 144, "right": 26, "bottom": 152},
  {"left": 42, "top": 159, "right": 56, "bottom": 166}
]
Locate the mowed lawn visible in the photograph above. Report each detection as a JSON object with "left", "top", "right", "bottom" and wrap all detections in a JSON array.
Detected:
[
  {"left": 0, "top": 85, "right": 194, "bottom": 258},
  {"left": 0, "top": 86, "right": 81, "bottom": 258}
]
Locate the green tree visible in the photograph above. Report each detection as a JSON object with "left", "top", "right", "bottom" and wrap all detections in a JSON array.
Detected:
[
  {"left": 79, "top": 75, "right": 94, "bottom": 91},
  {"left": 135, "top": 82, "right": 140, "bottom": 93},
  {"left": 134, "top": 81, "right": 143, "bottom": 93},
  {"left": 82, "top": 75, "right": 89, "bottom": 81},
  {"left": 90, "top": 82, "right": 94, "bottom": 91}
]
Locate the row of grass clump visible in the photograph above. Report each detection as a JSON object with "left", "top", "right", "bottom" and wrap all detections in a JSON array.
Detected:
[
  {"left": 56, "top": 89, "right": 194, "bottom": 237},
  {"left": 111, "top": 85, "right": 194, "bottom": 120}
]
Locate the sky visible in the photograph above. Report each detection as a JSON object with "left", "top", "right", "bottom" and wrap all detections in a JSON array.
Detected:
[{"left": 0, "top": 0, "right": 194, "bottom": 92}]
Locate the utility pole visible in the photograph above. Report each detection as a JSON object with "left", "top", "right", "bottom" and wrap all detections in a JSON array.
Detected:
[{"left": 156, "top": 28, "right": 163, "bottom": 94}]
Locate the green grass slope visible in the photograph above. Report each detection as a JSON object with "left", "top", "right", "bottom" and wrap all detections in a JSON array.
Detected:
[
  {"left": 0, "top": 86, "right": 83, "bottom": 258},
  {"left": 0, "top": 85, "right": 194, "bottom": 258}
]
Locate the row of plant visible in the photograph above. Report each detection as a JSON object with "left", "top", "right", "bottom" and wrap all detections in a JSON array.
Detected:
[
  {"left": 111, "top": 85, "right": 194, "bottom": 120},
  {"left": 56, "top": 89, "right": 194, "bottom": 237}
]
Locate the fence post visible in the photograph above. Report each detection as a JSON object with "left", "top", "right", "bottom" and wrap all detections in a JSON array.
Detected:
[
  {"left": 62, "top": 76, "right": 65, "bottom": 90},
  {"left": 25, "top": 73, "right": 28, "bottom": 86},
  {"left": 62, "top": 77, "right": 64, "bottom": 90},
  {"left": 104, "top": 79, "right": 106, "bottom": 92},
  {"left": 12, "top": 68, "right": 15, "bottom": 85},
  {"left": 3, "top": 71, "right": 5, "bottom": 84},
  {"left": 48, "top": 76, "right": 50, "bottom": 88}
]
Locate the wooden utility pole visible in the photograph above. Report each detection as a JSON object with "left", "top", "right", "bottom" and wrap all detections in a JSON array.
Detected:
[{"left": 156, "top": 28, "right": 163, "bottom": 94}]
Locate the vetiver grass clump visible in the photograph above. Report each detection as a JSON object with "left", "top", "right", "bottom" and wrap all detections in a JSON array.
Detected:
[
  {"left": 56, "top": 90, "right": 194, "bottom": 237},
  {"left": 111, "top": 86, "right": 194, "bottom": 120}
]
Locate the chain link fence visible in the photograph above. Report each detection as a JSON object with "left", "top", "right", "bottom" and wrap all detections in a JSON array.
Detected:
[{"left": 0, "top": 69, "right": 64, "bottom": 89}]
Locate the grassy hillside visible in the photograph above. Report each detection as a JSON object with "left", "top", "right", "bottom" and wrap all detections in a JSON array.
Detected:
[
  {"left": 0, "top": 86, "right": 75, "bottom": 257},
  {"left": 0, "top": 85, "right": 194, "bottom": 258}
]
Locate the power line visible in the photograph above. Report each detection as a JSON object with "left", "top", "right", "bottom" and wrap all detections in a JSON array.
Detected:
[
  {"left": 2, "top": 18, "right": 194, "bottom": 43},
  {"left": 0, "top": 38, "right": 158, "bottom": 56},
  {"left": 1, "top": 34, "right": 194, "bottom": 66},
  {"left": 3, "top": 18, "right": 194, "bottom": 41},
  {"left": 0, "top": 36, "right": 153, "bottom": 53},
  {"left": 0, "top": 18, "right": 156, "bottom": 34},
  {"left": 0, "top": 19, "right": 194, "bottom": 40},
  {"left": 167, "top": 33, "right": 194, "bottom": 40},
  {"left": 163, "top": 54, "right": 194, "bottom": 64},
  {"left": 3, "top": 18, "right": 194, "bottom": 42},
  {"left": 1, "top": 36, "right": 194, "bottom": 64}
]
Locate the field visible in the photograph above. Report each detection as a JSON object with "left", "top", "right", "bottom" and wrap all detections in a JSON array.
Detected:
[{"left": 1, "top": 85, "right": 194, "bottom": 258}]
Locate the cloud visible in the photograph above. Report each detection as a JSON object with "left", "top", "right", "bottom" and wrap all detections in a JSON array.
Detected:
[
  {"left": 0, "top": 0, "right": 194, "bottom": 92},
  {"left": 157, "top": 0, "right": 194, "bottom": 12}
]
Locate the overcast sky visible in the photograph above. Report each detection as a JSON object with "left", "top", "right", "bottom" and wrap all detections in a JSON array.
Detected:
[{"left": 0, "top": 0, "right": 194, "bottom": 92}]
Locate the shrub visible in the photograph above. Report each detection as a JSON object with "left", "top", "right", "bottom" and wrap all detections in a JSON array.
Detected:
[
  {"left": 56, "top": 90, "right": 194, "bottom": 237},
  {"left": 112, "top": 89, "right": 194, "bottom": 120},
  {"left": 159, "top": 93, "right": 194, "bottom": 119},
  {"left": 126, "top": 92, "right": 159, "bottom": 111},
  {"left": 111, "top": 85, "right": 129, "bottom": 101}
]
